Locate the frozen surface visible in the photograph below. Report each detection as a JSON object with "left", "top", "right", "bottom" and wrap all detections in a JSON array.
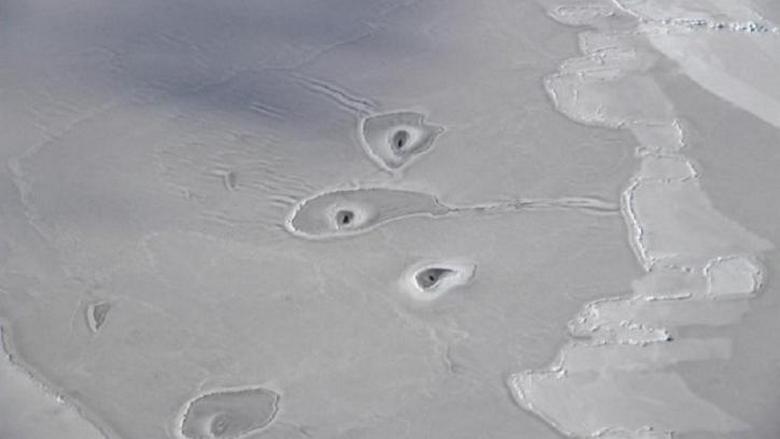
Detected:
[
  {"left": 177, "top": 386, "right": 279, "bottom": 439},
  {"left": 0, "top": 327, "right": 107, "bottom": 439},
  {"left": 0, "top": 0, "right": 778, "bottom": 438},
  {"left": 509, "top": 0, "right": 779, "bottom": 438},
  {"left": 285, "top": 186, "right": 617, "bottom": 239},
  {"left": 359, "top": 111, "right": 444, "bottom": 172},
  {"left": 400, "top": 259, "right": 477, "bottom": 303}
]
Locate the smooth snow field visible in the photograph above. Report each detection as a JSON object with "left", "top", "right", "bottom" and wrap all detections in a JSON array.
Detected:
[{"left": 0, "top": 0, "right": 778, "bottom": 438}]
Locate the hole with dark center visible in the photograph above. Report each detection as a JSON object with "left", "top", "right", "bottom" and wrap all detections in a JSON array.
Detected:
[
  {"left": 415, "top": 268, "right": 454, "bottom": 289},
  {"left": 335, "top": 210, "right": 355, "bottom": 227},
  {"left": 391, "top": 130, "right": 410, "bottom": 152}
]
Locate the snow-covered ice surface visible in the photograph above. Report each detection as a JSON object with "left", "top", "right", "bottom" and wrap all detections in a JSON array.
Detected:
[
  {"left": 509, "top": 1, "right": 780, "bottom": 438},
  {"left": 0, "top": 0, "right": 777, "bottom": 438}
]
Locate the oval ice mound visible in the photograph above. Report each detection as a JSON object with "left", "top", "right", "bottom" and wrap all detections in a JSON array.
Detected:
[
  {"left": 285, "top": 188, "right": 449, "bottom": 239},
  {"left": 177, "top": 387, "right": 279, "bottom": 439},
  {"left": 402, "top": 260, "right": 477, "bottom": 302},
  {"left": 359, "top": 111, "right": 444, "bottom": 171}
]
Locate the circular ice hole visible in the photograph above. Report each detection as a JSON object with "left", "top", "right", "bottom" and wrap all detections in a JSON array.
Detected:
[
  {"left": 415, "top": 267, "right": 454, "bottom": 290},
  {"left": 210, "top": 413, "right": 231, "bottom": 437},
  {"left": 323, "top": 201, "right": 376, "bottom": 233},
  {"left": 390, "top": 129, "right": 411, "bottom": 153},
  {"left": 335, "top": 210, "right": 355, "bottom": 228}
]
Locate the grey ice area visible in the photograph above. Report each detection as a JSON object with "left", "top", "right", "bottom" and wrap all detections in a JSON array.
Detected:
[
  {"left": 1, "top": 0, "right": 779, "bottom": 438},
  {"left": 177, "top": 387, "right": 279, "bottom": 439},
  {"left": 0, "top": 327, "right": 106, "bottom": 439},
  {"left": 510, "top": 1, "right": 780, "bottom": 438}
]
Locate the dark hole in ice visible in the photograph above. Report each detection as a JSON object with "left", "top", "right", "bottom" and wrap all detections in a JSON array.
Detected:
[
  {"left": 391, "top": 130, "right": 410, "bottom": 153},
  {"left": 335, "top": 210, "right": 354, "bottom": 227},
  {"left": 416, "top": 268, "right": 454, "bottom": 290},
  {"left": 360, "top": 111, "right": 443, "bottom": 171}
]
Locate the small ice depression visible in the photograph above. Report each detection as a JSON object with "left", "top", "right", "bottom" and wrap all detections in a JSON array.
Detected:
[
  {"left": 401, "top": 260, "right": 476, "bottom": 302},
  {"left": 177, "top": 386, "right": 280, "bottom": 439},
  {"left": 85, "top": 301, "right": 111, "bottom": 333},
  {"left": 359, "top": 111, "right": 444, "bottom": 171},
  {"left": 284, "top": 187, "right": 448, "bottom": 239}
]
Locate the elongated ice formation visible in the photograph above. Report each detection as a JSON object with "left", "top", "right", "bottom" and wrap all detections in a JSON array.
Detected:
[
  {"left": 284, "top": 187, "right": 449, "bottom": 239},
  {"left": 285, "top": 186, "right": 620, "bottom": 239}
]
